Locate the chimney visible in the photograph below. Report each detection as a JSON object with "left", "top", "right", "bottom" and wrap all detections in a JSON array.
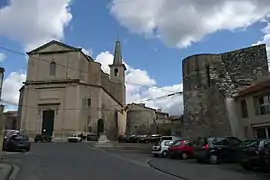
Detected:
[{"left": 157, "top": 109, "right": 162, "bottom": 112}]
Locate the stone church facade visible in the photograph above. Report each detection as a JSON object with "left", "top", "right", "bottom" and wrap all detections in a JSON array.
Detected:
[{"left": 18, "top": 40, "right": 127, "bottom": 140}]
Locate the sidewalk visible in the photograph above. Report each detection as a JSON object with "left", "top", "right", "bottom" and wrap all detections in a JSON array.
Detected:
[
  {"left": 0, "top": 163, "right": 12, "bottom": 180},
  {"left": 147, "top": 158, "right": 269, "bottom": 180}
]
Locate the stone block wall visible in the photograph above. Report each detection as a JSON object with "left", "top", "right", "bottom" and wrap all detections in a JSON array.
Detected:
[{"left": 182, "top": 44, "right": 269, "bottom": 138}]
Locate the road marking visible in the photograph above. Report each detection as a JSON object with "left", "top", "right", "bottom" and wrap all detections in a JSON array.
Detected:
[
  {"left": 145, "top": 159, "right": 187, "bottom": 180},
  {"left": 9, "top": 164, "right": 19, "bottom": 180}
]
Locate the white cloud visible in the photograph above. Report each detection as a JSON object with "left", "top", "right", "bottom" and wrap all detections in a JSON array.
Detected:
[
  {"left": 2, "top": 71, "right": 26, "bottom": 105},
  {"left": 95, "top": 51, "right": 183, "bottom": 115},
  {"left": 0, "top": 0, "right": 72, "bottom": 51},
  {"left": 254, "top": 21, "right": 270, "bottom": 58},
  {"left": 0, "top": 53, "right": 6, "bottom": 62},
  {"left": 81, "top": 48, "right": 93, "bottom": 56},
  {"left": 110, "top": 0, "right": 270, "bottom": 48}
]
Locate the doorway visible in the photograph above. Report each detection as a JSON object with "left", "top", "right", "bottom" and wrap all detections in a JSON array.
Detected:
[
  {"left": 97, "top": 119, "right": 104, "bottom": 136},
  {"left": 42, "top": 110, "right": 55, "bottom": 137}
]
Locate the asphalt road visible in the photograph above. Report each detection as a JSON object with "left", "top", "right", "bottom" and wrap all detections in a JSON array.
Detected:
[{"left": 2, "top": 143, "right": 177, "bottom": 180}]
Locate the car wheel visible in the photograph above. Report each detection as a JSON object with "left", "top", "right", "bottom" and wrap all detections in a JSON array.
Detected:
[
  {"left": 181, "top": 152, "right": 188, "bottom": 160},
  {"left": 162, "top": 151, "right": 168, "bottom": 157},
  {"left": 208, "top": 154, "right": 218, "bottom": 164}
]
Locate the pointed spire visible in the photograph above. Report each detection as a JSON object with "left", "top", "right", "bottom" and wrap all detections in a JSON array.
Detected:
[{"left": 113, "top": 40, "right": 123, "bottom": 65}]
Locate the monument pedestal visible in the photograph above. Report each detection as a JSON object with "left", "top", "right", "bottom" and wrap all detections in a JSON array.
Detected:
[
  {"left": 94, "top": 134, "right": 114, "bottom": 148},
  {"left": 98, "top": 134, "right": 109, "bottom": 144}
]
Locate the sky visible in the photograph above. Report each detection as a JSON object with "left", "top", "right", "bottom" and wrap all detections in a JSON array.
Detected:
[{"left": 0, "top": 0, "right": 270, "bottom": 116}]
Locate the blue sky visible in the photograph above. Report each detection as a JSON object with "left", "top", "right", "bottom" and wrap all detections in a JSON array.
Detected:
[{"left": 0, "top": 0, "right": 270, "bottom": 115}]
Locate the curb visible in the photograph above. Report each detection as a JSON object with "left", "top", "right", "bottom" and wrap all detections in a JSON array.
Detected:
[{"left": 146, "top": 159, "right": 188, "bottom": 180}]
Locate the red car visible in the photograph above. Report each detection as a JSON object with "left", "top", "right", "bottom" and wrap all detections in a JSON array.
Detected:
[{"left": 168, "top": 140, "right": 194, "bottom": 160}]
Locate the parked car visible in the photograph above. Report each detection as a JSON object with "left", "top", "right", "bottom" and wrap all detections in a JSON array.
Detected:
[
  {"left": 34, "top": 134, "right": 53, "bottom": 143},
  {"left": 3, "top": 134, "right": 30, "bottom": 152},
  {"left": 152, "top": 140, "right": 174, "bottom": 157},
  {"left": 138, "top": 135, "right": 149, "bottom": 143},
  {"left": 126, "top": 135, "right": 139, "bottom": 143},
  {"left": 68, "top": 134, "right": 82, "bottom": 143},
  {"left": 239, "top": 139, "right": 270, "bottom": 171},
  {"left": 193, "top": 136, "right": 242, "bottom": 164},
  {"left": 148, "top": 134, "right": 162, "bottom": 143},
  {"left": 168, "top": 139, "right": 194, "bottom": 160},
  {"left": 4, "top": 130, "right": 20, "bottom": 140},
  {"left": 87, "top": 133, "right": 99, "bottom": 141},
  {"left": 161, "top": 136, "right": 181, "bottom": 142}
]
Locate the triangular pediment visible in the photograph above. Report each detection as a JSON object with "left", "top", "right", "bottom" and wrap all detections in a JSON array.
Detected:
[{"left": 27, "top": 40, "right": 81, "bottom": 55}]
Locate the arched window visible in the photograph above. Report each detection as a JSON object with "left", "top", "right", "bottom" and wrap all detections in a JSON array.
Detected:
[
  {"left": 114, "top": 68, "right": 119, "bottom": 76},
  {"left": 50, "top": 61, "right": 56, "bottom": 76}
]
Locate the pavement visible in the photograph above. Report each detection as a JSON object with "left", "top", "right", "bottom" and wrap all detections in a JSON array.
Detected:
[
  {"left": 0, "top": 143, "right": 178, "bottom": 180},
  {"left": 1, "top": 142, "right": 269, "bottom": 180},
  {"left": 0, "top": 163, "right": 12, "bottom": 180}
]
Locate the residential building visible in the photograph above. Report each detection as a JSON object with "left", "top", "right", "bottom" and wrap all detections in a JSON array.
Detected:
[
  {"left": 156, "top": 109, "right": 171, "bottom": 124},
  {"left": 18, "top": 40, "right": 127, "bottom": 140},
  {"left": 182, "top": 44, "right": 269, "bottom": 139},
  {"left": 235, "top": 77, "right": 270, "bottom": 139}
]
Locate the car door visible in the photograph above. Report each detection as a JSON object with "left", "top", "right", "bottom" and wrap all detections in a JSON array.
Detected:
[
  {"left": 227, "top": 137, "right": 243, "bottom": 161},
  {"left": 211, "top": 138, "right": 230, "bottom": 161}
]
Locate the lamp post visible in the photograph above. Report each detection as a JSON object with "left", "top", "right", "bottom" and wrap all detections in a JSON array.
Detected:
[{"left": 0, "top": 67, "right": 5, "bottom": 154}]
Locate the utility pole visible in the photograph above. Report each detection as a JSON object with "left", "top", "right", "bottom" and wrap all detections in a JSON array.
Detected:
[{"left": 0, "top": 67, "right": 5, "bottom": 154}]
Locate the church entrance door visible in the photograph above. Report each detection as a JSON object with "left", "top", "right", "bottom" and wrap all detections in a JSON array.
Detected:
[
  {"left": 42, "top": 110, "right": 55, "bottom": 137},
  {"left": 97, "top": 119, "right": 104, "bottom": 136}
]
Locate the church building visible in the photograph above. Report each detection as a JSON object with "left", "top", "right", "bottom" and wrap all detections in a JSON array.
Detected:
[{"left": 18, "top": 40, "right": 127, "bottom": 140}]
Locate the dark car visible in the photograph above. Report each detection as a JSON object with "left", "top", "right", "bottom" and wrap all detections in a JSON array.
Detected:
[
  {"left": 193, "top": 136, "right": 242, "bottom": 164},
  {"left": 86, "top": 133, "right": 99, "bottom": 141},
  {"left": 126, "top": 135, "right": 139, "bottom": 143},
  {"left": 239, "top": 139, "right": 270, "bottom": 171},
  {"left": 3, "top": 134, "right": 30, "bottom": 152},
  {"left": 34, "top": 134, "right": 53, "bottom": 143},
  {"left": 138, "top": 135, "right": 149, "bottom": 143}
]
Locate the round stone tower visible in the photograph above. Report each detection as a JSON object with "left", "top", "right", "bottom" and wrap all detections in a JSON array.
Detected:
[{"left": 182, "top": 54, "right": 232, "bottom": 138}]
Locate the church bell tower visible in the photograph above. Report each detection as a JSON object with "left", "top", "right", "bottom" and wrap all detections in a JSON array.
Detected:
[{"left": 109, "top": 40, "right": 127, "bottom": 105}]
